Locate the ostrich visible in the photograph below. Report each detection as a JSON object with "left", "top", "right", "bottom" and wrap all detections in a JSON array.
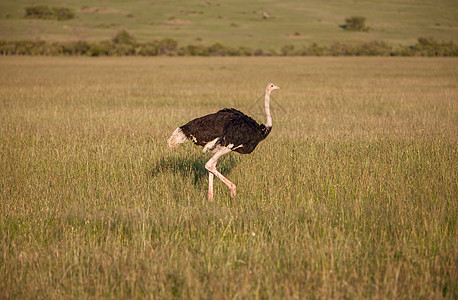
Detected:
[{"left": 167, "top": 83, "right": 280, "bottom": 201}]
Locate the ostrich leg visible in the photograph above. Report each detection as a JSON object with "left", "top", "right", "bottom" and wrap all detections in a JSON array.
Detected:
[
  {"left": 208, "top": 172, "right": 214, "bottom": 201},
  {"left": 205, "top": 147, "right": 236, "bottom": 201}
]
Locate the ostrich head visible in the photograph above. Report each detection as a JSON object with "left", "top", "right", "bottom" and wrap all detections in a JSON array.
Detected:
[{"left": 266, "top": 83, "right": 280, "bottom": 94}]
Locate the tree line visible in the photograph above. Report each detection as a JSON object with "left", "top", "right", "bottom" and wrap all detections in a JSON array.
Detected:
[{"left": 0, "top": 31, "right": 456, "bottom": 57}]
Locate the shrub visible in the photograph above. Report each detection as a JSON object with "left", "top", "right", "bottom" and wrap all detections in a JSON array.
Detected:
[
  {"left": 72, "top": 40, "right": 91, "bottom": 55},
  {"left": 14, "top": 40, "right": 35, "bottom": 55},
  {"left": 354, "top": 41, "right": 392, "bottom": 56},
  {"left": 25, "top": 5, "right": 75, "bottom": 21},
  {"left": 87, "top": 41, "right": 113, "bottom": 56},
  {"left": 281, "top": 44, "right": 296, "bottom": 56},
  {"left": 226, "top": 47, "right": 244, "bottom": 56},
  {"left": 306, "top": 42, "right": 325, "bottom": 56},
  {"left": 25, "top": 5, "right": 53, "bottom": 19},
  {"left": 112, "top": 43, "right": 136, "bottom": 56},
  {"left": 182, "top": 44, "right": 209, "bottom": 56},
  {"left": 53, "top": 7, "right": 75, "bottom": 21},
  {"left": 392, "top": 45, "right": 414, "bottom": 57},
  {"left": 253, "top": 48, "right": 267, "bottom": 56},
  {"left": 157, "top": 38, "right": 178, "bottom": 55},
  {"left": 413, "top": 37, "right": 458, "bottom": 56},
  {"left": 208, "top": 42, "right": 229, "bottom": 56},
  {"left": 343, "top": 16, "right": 369, "bottom": 32},
  {"left": 328, "top": 42, "right": 351, "bottom": 56},
  {"left": 137, "top": 42, "right": 159, "bottom": 56},
  {"left": 236, "top": 47, "right": 252, "bottom": 56},
  {"left": 113, "top": 30, "right": 136, "bottom": 45}
]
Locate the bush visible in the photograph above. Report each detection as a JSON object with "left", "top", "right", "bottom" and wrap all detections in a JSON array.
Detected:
[
  {"left": 72, "top": 41, "right": 91, "bottom": 55},
  {"left": 353, "top": 41, "right": 392, "bottom": 56},
  {"left": 113, "top": 30, "right": 136, "bottom": 45},
  {"left": 112, "top": 43, "right": 136, "bottom": 56},
  {"left": 236, "top": 47, "right": 252, "bottom": 56},
  {"left": 14, "top": 40, "right": 36, "bottom": 55},
  {"left": 328, "top": 42, "right": 351, "bottom": 56},
  {"left": 306, "top": 43, "right": 325, "bottom": 56},
  {"left": 208, "top": 42, "right": 229, "bottom": 56},
  {"left": 137, "top": 42, "right": 159, "bottom": 56},
  {"left": 392, "top": 45, "right": 414, "bottom": 57},
  {"left": 412, "top": 37, "right": 458, "bottom": 56},
  {"left": 87, "top": 41, "right": 113, "bottom": 57},
  {"left": 157, "top": 38, "right": 178, "bottom": 55},
  {"left": 343, "top": 16, "right": 369, "bottom": 32},
  {"left": 281, "top": 45, "right": 295, "bottom": 56},
  {"left": 25, "top": 5, "right": 75, "bottom": 21},
  {"left": 253, "top": 48, "right": 268, "bottom": 56},
  {"left": 25, "top": 5, "right": 54, "bottom": 19},
  {"left": 53, "top": 7, "right": 75, "bottom": 21},
  {"left": 182, "top": 44, "right": 209, "bottom": 56}
]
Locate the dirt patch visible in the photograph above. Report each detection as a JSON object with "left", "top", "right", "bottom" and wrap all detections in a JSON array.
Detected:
[
  {"left": 286, "top": 33, "right": 310, "bottom": 39},
  {"left": 79, "top": 6, "right": 131, "bottom": 16},
  {"left": 161, "top": 19, "right": 193, "bottom": 25}
]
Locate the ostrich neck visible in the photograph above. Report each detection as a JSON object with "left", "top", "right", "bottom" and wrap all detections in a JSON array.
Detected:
[{"left": 264, "top": 91, "right": 272, "bottom": 128}]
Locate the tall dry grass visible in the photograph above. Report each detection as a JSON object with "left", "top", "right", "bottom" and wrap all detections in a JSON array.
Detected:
[{"left": 0, "top": 56, "right": 456, "bottom": 299}]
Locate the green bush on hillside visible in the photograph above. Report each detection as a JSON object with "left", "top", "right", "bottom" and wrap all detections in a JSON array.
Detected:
[
  {"left": 157, "top": 38, "right": 178, "bottom": 55},
  {"left": 208, "top": 42, "right": 229, "bottom": 56},
  {"left": 25, "top": 5, "right": 75, "bottom": 21},
  {"left": 181, "top": 44, "right": 209, "bottom": 56},
  {"left": 25, "top": 5, "right": 54, "bottom": 19},
  {"left": 351, "top": 41, "right": 392, "bottom": 56},
  {"left": 414, "top": 37, "right": 458, "bottom": 56},
  {"left": 392, "top": 37, "right": 458, "bottom": 56},
  {"left": 304, "top": 43, "right": 325, "bottom": 56},
  {"left": 53, "top": 7, "right": 75, "bottom": 21},
  {"left": 137, "top": 42, "right": 159, "bottom": 56},
  {"left": 342, "top": 16, "right": 369, "bottom": 32},
  {"left": 281, "top": 45, "right": 295, "bottom": 56},
  {"left": 113, "top": 30, "right": 136, "bottom": 45},
  {"left": 87, "top": 41, "right": 112, "bottom": 56}
]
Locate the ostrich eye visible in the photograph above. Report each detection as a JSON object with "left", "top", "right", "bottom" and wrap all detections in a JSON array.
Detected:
[{"left": 271, "top": 84, "right": 274, "bottom": 87}]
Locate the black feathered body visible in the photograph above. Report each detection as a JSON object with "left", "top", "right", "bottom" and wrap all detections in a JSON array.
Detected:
[{"left": 180, "top": 108, "right": 271, "bottom": 154}]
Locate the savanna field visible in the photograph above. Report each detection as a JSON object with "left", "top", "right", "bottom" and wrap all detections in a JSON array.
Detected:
[{"left": 0, "top": 57, "right": 456, "bottom": 298}]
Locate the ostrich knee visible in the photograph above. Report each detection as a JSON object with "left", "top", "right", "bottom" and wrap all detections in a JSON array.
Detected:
[{"left": 205, "top": 160, "right": 216, "bottom": 174}]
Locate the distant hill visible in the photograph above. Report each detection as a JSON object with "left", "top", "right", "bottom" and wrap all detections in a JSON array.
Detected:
[{"left": 0, "top": 0, "right": 457, "bottom": 49}]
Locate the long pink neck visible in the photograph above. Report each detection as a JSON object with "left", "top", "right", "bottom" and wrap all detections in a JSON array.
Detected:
[{"left": 264, "top": 90, "right": 272, "bottom": 127}]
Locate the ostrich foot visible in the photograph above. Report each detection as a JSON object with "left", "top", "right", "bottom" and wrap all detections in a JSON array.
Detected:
[
  {"left": 208, "top": 191, "right": 214, "bottom": 201},
  {"left": 230, "top": 187, "right": 237, "bottom": 199}
]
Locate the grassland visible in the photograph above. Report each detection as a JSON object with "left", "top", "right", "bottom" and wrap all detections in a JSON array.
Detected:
[
  {"left": 1, "top": 0, "right": 457, "bottom": 49},
  {"left": 0, "top": 56, "right": 457, "bottom": 299}
]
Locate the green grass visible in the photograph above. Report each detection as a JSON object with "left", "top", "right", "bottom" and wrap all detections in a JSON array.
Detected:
[
  {"left": 0, "top": 56, "right": 457, "bottom": 298},
  {"left": 0, "top": 0, "right": 457, "bottom": 48}
]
